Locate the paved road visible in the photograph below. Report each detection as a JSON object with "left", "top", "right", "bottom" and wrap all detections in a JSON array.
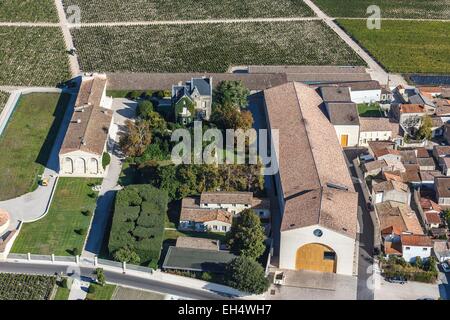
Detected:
[
  {"left": 0, "top": 262, "right": 226, "bottom": 300},
  {"left": 344, "top": 148, "right": 375, "bottom": 300}
]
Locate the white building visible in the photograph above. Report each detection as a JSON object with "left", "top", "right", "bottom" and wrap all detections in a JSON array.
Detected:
[
  {"left": 358, "top": 118, "right": 401, "bottom": 147},
  {"left": 59, "top": 74, "right": 113, "bottom": 177},
  {"left": 324, "top": 102, "right": 360, "bottom": 147},
  {"left": 264, "top": 82, "right": 358, "bottom": 275},
  {"left": 400, "top": 234, "right": 433, "bottom": 263}
]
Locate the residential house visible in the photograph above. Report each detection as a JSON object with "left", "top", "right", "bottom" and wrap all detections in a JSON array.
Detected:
[
  {"left": 417, "top": 158, "right": 436, "bottom": 171},
  {"left": 59, "top": 73, "right": 113, "bottom": 177},
  {"left": 435, "top": 177, "right": 450, "bottom": 207},
  {"left": 199, "top": 192, "right": 270, "bottom": 218},
  {"left": 433, "top": 241, "right": 450, "bottom": 262},
  {"left": 433, "top": 145, "right": 450, "bottom": 176},
  {"left": 371, "top": 180, "right": 410, "bottom": 205},
  {"left": 420, "top": 198, "right": 442, "bottom": 229},
  {"left": 376, "top": 201, "right": 423, "bottom": 236},
  {"left": 264, "top": 82, "right": 358, "bottom": 275},
  {"left": 172, "top": 77, "right": 212, "bottom": 124},
  {"left": 319, "top": 86, "right": 351, "bottom": 103},
  {"left": 420, "top": 170, "right": 444, "bottom": 187},
  {"left": 400, "top": 234, "right": 433, "bottom": 263},
  {"left": 320, "top": 81, "right": 382, "bottom": 104},
  {"left": 178, "top": 205, "right": 232, "bottom": 233},
  {"left": 362, "top": 160, "right": 387, "bottom": 177},
  {"left": 431, "top": 116, "right": 444, "bottom": 138},
  {"left": 324, "top": 102, "right": 360, "bottom": 147},
  {"left": 359, "top": 118, "right": 401, "bottom": 147}
]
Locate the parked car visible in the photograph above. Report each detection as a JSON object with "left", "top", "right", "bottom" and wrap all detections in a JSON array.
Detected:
[
  {"left": 386, "top": 276, "right": 407, "bottom": 284},
  {"left": 441, "top": 261, "right": 450, "bottom": 273}
]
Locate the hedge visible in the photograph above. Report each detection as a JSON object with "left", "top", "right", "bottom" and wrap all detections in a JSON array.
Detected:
[{"left": 108, "top": 185, "right": 168, "bottom": 266}]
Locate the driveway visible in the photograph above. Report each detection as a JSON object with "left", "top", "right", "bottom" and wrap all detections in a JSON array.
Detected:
[
  {"left": 83, "top": 98, "right": 137, "bottom": 258},
  {"left": 375, "top": 278, "right": 440, "bottom": 300}
]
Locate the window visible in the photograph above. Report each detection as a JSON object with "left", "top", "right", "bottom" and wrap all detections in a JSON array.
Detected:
[
  {"left": 405, "top": 247, "right": 410, "bottom": 250},
  {"left": 313, "top": 229, "right": 323, "bottom": 237},
  {"left": 422, "top": 248, "right": 428, "bottom": 251},
  {"left": 323, "top": 252, "right": 336, "bottom": 260},
  {"left": 213, "top": 225, "right": 218, "bottom": 230},
  {"left": 222, "top": 226, "right": 227, "bottom": 232}
]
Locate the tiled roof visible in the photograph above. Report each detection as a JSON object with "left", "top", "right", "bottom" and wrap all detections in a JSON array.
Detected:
[
  {"left": 326, "top": 102, "right": 359, "bottom": 126},
  {"left": 433, "top": 145, "right": 450, "bottom": 157},
  {"left": 180, "top": 208, "right": 232, "bottom": 224},
  {"left": 60, "top": 74, "right": 112, "bottom": 156},
  {"left": 399, "top": 104, "right": 426, "bottom": 114},
  {"left": 435, "top": 177, "right": 450, "bottom": 198},
  {"left": 401, "top": 234, "right": 433, "bottom": 247},
  {"left": 376, "top": 202, "right": 423, "bottom": 235},
  {"left": 319, "top": 86, "right": 351, "bottom": 102},
  {"left": 200, "top": 192, "right": 253, "bottom": 205},
  {"left": 425, "top": 211, "right": 441, "bottom": 225},
  {"left": 415, "top": 147, "right": 430, "bottom": 158},
  {"left": 363, "top": 160, "right": 387, "bottom": 172},
  {"left": 264, "top": 82, "right": 357, "bottom": 238},
  {"left": 176, "top": 237, "right": 219, "bottom": 251},
  {"left": 359, "top": 118, "right": 399, "bottom": 133},
  {"left": 417, "top": 157, "right": 435, "bottom": 168},
  {"left": 372, "top": 180, "right": 409, "bottom": 193}
]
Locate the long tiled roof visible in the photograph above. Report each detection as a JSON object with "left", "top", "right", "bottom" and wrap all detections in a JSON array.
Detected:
[
  {"left": 200, "top": 192, "right": 253, "bottom": 205},
  {"left": 263, "top": 82, "right": 357, "bottom": 238},
  {"left": 60, "top": 74, "right": 112, "bottom": 156}
]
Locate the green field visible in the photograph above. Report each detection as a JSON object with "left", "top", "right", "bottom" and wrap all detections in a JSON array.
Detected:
[
  {"left": 72, "top": 21, "right": 364, "bottom": 73},
  {"left": 0, "top": 91, "right": 9, "bottom": 114},
  {"left": 0, "top": 27, "right": 70, "bottom": 86},
  {"left": 53, "top": 282, "right": 70, "bottom": 300},
  {"left": 86, "top": 283, "right": 117, "bottom": 300},
  {"left": 63, "top": 0, "right": 314, "bottom": 22},
  {"left": 0, "top": 274, "right": 56, "bottom": 300},
  {"left": 11, "top": 178, "right": 101, "bottom": 255},
  {"left": 0, "top": 93, "right": 69, "bottom": 201},
  {"left": 0, "top": 0, "right": 58, "bottom": 22},
  {"left": 338, "top": 20, "right": 450, "bottom": 74},
  {"left": 313, "top": 0, "right": 450, "bottom": 19}
]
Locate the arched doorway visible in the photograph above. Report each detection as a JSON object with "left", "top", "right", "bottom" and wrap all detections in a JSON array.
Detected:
[
  {"left": 89, "top": 158, "right": 99, "bottom": 174},
  {"left": 74, "top": 158, "right": 86, "bottom": 174},
  {"left": 63, "top": 157, "right": 74, "bottom": 174},
  {"left": 295, "top": 243, "right": 336, "bottom": 273}
]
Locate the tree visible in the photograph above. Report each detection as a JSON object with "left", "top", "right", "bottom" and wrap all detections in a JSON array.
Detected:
[
  {"left": 211, "top": 102, "right": 253, "bottom": 130},
  {"left": 119, "top": 119, "right": 152, "bottom": 157},
  {"left": 227, "top": 209, "right": 266, "bottom": 260},
  {"left": 414, "top": 256, "right": 423, "bottom": 269},
  {"left": 214, "top": 80, "right": 250, "bottom": 109},
  {"left": 128, "top": 91, "right": 141, "bottom": 100},
  {"left": 113, "top": 246, "right": 141, "bottom": 265},
  {"left": 137, "top": 100, "right": 154, "bottom": 119},
  {"left": 102, "top": 152, "right": 111, "bottom": 169},
  {"left": 95, "top": 268, "right": 106, "bottom": 286},
  {"left": 147, "top": 111, "right": 167, "bottom": 133},
  {"left": 225, "top": 256, "right": 269, "bottom": 294},
  {"left": 416, "top": 115, "right": 433, "bottom": 141}
]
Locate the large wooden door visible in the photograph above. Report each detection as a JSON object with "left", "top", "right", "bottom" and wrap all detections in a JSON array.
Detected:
[
  {"left": 340, "top": 135, "right": 349, "bottom": 147},
  {"left": 295, "top": 243, "right": 336, "bottom": 273}
]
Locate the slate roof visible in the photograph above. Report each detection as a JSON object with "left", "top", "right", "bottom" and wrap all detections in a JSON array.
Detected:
[
  {"left": 162, "top": 247, "right": 235, "bottom": 273},
  {"left": 263, "top": 82, "right": 357, "bottom": 238},
  {"left": 326, "top": 102, "right": 359, "bottom": 126}
]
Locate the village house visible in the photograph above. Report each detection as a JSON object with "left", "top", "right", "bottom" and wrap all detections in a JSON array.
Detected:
[
  {"left": 420, "top": 198, "right": 442, "bottom": 229},
  {"left": 59, "top": 73, "right": 113, "bottom": 177},
  {"left": 358, "top": 118, "right": 401, "bottom": 147},
  {"left": 400, "top": 234, "right": 433, "bottom": 263},
  {"left": 264, "top": 82, "right": 358, "bottom": 276},
  {"left": 376, "top": 201, "right": 423, "bottom": 236},
  {"left": 432, "top": 145, "right": 450, "bottom": 176},
  {"left": 172, "top": 77, "right": 212, "bottom": 123},
  {"left": 371, "top": 180, "right": 411, "bottom": 205},
  {"left": 179, "top": 198, "right": 232, "bottom": 233},
  {"left": 319, "top": 80, "right": 382, "bottom": 104},
  {"left": 435, "top": 177, "right": 450, "bottom": 207},
  {"left": 362, "top": 159, "right": 388, "bottom": 177},
  {"left": 324, "top": 102, "right": 360, "bottom": 147}
]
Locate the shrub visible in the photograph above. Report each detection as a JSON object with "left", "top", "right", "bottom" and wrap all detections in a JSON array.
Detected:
[
  {"left": 96, "top": 268, "right": 106, "bottom": 286},
  {"left": 82, "top": 209, "right": 92, "bottom": 217},
  {"left": 76, "top": 228, "right": 87, "bottom": 236},
  {"left": 72, "top": 248, "right": 79, "bottom": 256},
  {"left": 225, "top": 256, "right": 269, "bottom": 294},
  {"left": 102, "top": 152, "right": 111, "bottom": 169},
  {"left": 128, "top": 91, "right": 141, "bottom": 100},
  {"left": 113, "top": 246, "right": 141, "bottom": 265},
  {"left": 88, "top": 285, "right": 96, "bottom": 294},
  {"left": 201, "top": 272, "right": 213, "bottom": 282},
  {"left": 137, "top": 100, "right": 154, "bottom": 119}
]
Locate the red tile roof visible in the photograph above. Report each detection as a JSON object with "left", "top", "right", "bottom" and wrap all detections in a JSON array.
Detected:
[{"left": 401, "top": 234, "right": 433, "bottom": 247}]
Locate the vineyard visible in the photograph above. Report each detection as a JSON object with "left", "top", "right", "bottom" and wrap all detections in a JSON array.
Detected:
[
  {"left": 0, "top": 0, "right": 58, "bottom": 22},
  {"left": 0, "top": 27, "right": 71, "bottom": 86},
  {"left": 0, "top": 91, "right": 9, "bottom": 114},
  {"left": 0, "top": 274, "right": 56, "bottom": 300},
  {"left": 313, "top": 0, "right": 450, "bottom": 19},
  {"left": 72, "top": 21, "right": 365, "bottom": 73},
  {"left": 63, "top": 0, "right": 315, "bottom": 22},
  {"left": 338, "top": 20, "right": 450, "bottom": 74}
]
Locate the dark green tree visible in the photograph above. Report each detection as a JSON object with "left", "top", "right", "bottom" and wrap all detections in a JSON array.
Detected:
[
  {"left": 225, "top": 256, "right": 269, "bottom": 294},
  {"left": 113, "top": 246, "right": 141, "bottom": 265},
  {"left": 214, "top": 80, "right": 250, "bottom": 109},
  {"left": 137, "top": 100, "right": 154, "bottom": 119},
  {"left": 227, "top": 209, "right": 266, "bottom": 260}
]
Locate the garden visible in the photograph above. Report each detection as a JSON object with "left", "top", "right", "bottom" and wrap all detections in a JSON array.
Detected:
[
  {"left": 71, "top": 21, "right": 364, "bottom": 74},
  {"left": 108, "top": 184, "right": 169, "bottom": 268},
  {"left": 313, "top": 0, "right": 450, "bottom": 19},
  {"left": 0, "top": 0, "right": 58, "bottom": 22},
  {"left": 11, "top": 178, "right": 101, "bottom": 256},
  {"left": 337, "top": 20, "right": 450, "bottom": 74},
  {"left": 380, "top": 255, "right": 439, "bottom": 283},
  {"left": 0, "top": 27, "right": 71, "bottom": 86},
  {"left": 358, "top": 103, "right": 383, "bottom": 117},
  {"left": 0, "top": 92, "right": 70, "bottom": 201},
  {"left": 63, "top": 0, "right": 314, "bottom": 22},
  {"left": 0, "top": 273, "right": 56, "bottom": 300}
]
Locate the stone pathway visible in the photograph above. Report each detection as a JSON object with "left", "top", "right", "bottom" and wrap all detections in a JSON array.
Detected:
[{"left": 68, "top": 278, "right": 90, "bottom": 300}]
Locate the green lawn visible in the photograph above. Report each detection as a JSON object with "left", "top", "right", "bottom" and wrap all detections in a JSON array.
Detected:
[
  {"left": 313, "top": 0, "right": 450, "bottom": 19},
  {"left": 63, "top": 0, "right": 314, "bottom": 22},
  {"left": 0, "top": 91, "right": 9, "bottom": 114},
  {"left": 338, "top": 20, "right": 450, "bottom": 74},
  {"left": 358, "top": 103, "right": 383, "bottom": 117},
  {"left": 53, "top": 282, "right": 70, "bottom": 300},
  {"left": 163, "top": 229, "right": 227, "bottom": 243},
  {"left": 0, "top": 0, "right": 58, "bottom": 22},
  {"left": 72, "top": 21, "right": 364, "bottom": 73},
  {"left": 0, "top": 27, "right": 71, "bottom": 86},
  {"left": 11, "top": 178, "right": 101, "bottom": 256},
  {"left": 0, "top": 93, "right": 70, "bottom": 201},
  {"left": 86, "top": 283, "right": 116, "bottom": 300}
]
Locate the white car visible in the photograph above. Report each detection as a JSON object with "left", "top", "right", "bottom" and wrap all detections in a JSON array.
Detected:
[{"left": 441, "top": 261, "right": 450, "bottom": 272}]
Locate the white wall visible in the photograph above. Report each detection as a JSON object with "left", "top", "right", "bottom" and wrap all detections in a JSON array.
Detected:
[
  {"left": 280, "top": 225, "right": 356, "bottom": 276},
  {"left": 402, "top": 245, "right": 432, "bottom": 263},
  {"left": 359, "top": 131, "right": 392, "bottom": 147},
  {"left": 59, "top": 150, "right": 105, "bottom": 177},
  {"left": 334, "top": 125, "right": 360, "bottom": 147},
  {"left": 351, "top": 90, "right": 381, "bottom": 104}
]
